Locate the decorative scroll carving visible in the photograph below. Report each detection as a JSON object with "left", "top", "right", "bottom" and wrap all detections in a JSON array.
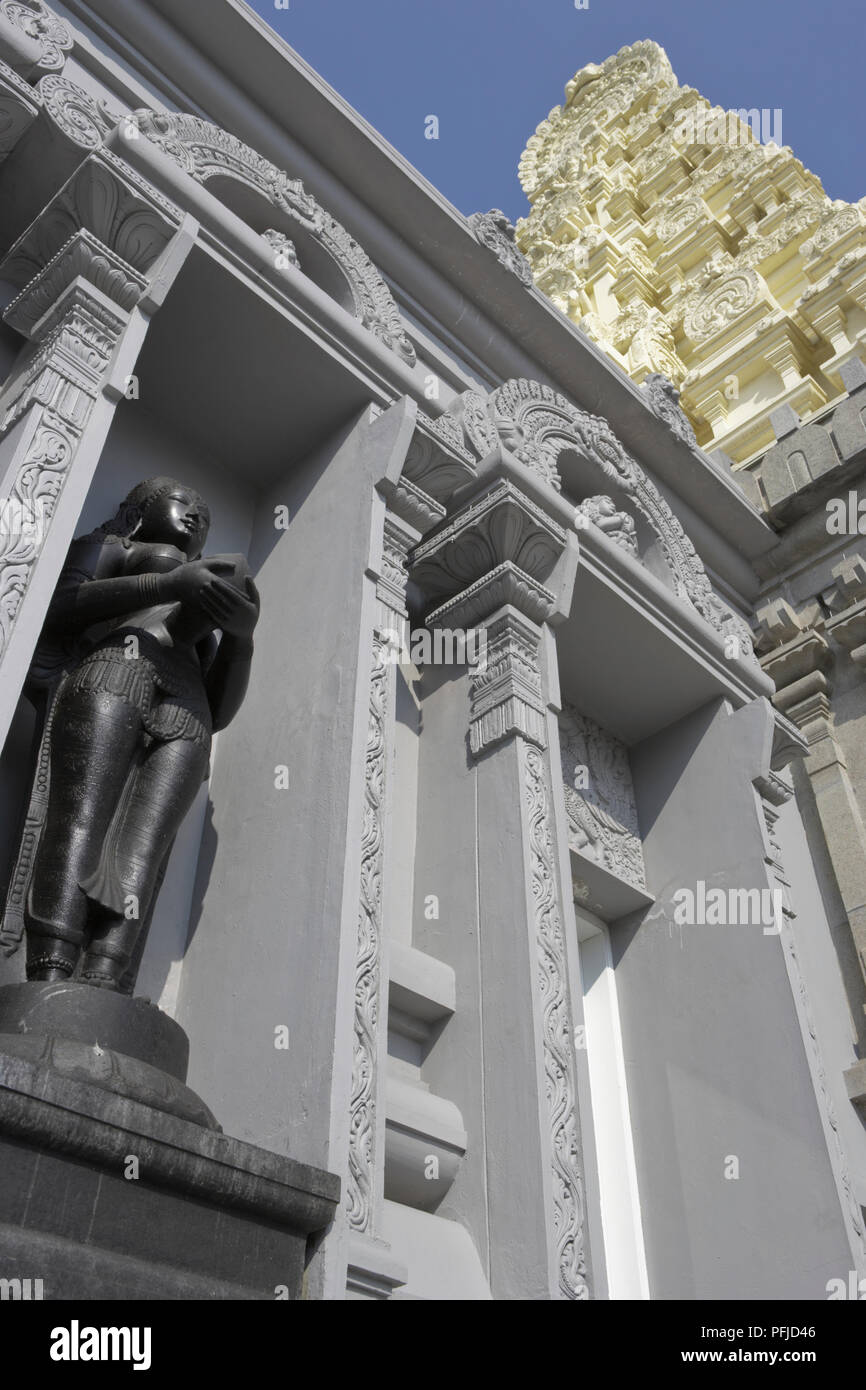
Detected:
[
  {"left": 0, "top": 650, "right": 55, "bottom": 951},
  {"left": 346, "top": 632, "right": 388, "bottom": 1233},
  {"left": 347, "top": 510, "right": 419, "bottom": 1234},
  {"left": 523, "top": 742, "right": 588, "bottom": 1299},
  {"left": 558, "top": 704, "right": 646, "bottom": 890},
  {"left": 37, "top": 73, "right": 118, "bottom": 149},
  {"left": 0, "top": 411, "right": 73, "bottom": 659},
  {"left": 800, "top": 204, "right": 863, "bottom": 262},
  {"left": 0, "top": 263, "right": 128, "bottom": 662},
  {"left": 378, "top": 515, "right": 411, "bottom": 615},
  {"left": 621, "top": 305, "right": 683, "bottom": 385},
  {"left": 651, "top": 197, "right": 706, "bottom": 242},
  {"left": 738, "top": 196, "right": 823, "bottom": 269},
  {"left": 641, "top": 373, "right": 698, "bottom": 448},
  {"left": 133, "top": 110, "right": 416, "bottom": 366},
  {"left": 468, "top": 209, "right": 534, "bottom": 286},
  {"left": 1, "top": 0, "right": 72, "bottom": 72},
  {"left": 468, "top": 609, "right": 546, "bottom": 755},
  {"left": 458, "top": 390, "right": 500, "bottom": 460},
  {"left": 682, "top": 268, "right": 760, "bottom": 342}
]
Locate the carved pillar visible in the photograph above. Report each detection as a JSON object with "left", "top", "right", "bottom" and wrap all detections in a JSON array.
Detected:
[
  {"left": 0, "top": 149, "right": 195, "bottom": 750},
  {"left": 757, "top": 589, "right": 866, "bottom": 1000},
  {"left": 413, "top": 475, "right": 589, "bottom": 1299},
  {"left": 345, "top": 445, "right": 444, "bottom": 1297},
  {"left": 754, "top": 750, "right": 866, "bottom": 1274}
]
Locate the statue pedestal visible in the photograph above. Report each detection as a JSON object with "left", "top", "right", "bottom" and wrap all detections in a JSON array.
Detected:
[
  {"left": 0, "top": 983, "right": 339, "bottom": 1299},
  {"left": 0, "top": 981, "right": 216, "bottom": 1128}
]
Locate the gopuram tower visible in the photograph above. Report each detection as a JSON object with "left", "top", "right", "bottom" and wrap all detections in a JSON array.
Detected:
[{"left": 516, "top": 41, "right": 866, "bottom": 466}]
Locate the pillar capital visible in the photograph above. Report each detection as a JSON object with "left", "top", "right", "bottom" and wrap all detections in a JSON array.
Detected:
[
  {"left": 411, "top": 475, "right": 576, "bottom": 628},
  {"left": 467, "top": 606, "right": 546, "bottom": 756},
  {"left": 1, "top": 147, "right": 183, "bottom": 300}
]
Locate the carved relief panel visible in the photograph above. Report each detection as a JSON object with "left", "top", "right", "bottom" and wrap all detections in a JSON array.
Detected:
[{"left": 558, "top": 702, "right": 646, "bottom": 892}]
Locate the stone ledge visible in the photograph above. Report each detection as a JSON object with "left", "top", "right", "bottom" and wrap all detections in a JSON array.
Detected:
[
  {"left": 389, "top": 941, "right": 455, "bottom": 1026},
  {"left": 346, "top": 1234, "right": 408, "bottom": 1300},
  {"left": 0, "top": 1050, "right": 339, "bottom": 1233}
]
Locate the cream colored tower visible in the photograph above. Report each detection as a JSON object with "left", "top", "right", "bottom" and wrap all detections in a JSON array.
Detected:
[{"left": 517, "top": 40, "right": 866, "bottom": 465}]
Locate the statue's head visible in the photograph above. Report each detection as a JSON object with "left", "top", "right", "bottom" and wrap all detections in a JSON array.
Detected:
[{"left": 96, "top": 478, "right": 211, "bottom": 559}]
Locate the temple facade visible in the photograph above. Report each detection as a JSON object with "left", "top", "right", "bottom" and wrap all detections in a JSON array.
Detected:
[{"left": 0, "top": 2, "right": 864, "bottom": 1301}]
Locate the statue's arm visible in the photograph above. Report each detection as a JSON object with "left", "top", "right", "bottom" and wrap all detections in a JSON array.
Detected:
[
  {"left": 45, "top": 539, "right": 165, "bottom": 634},
  {"left": 204, "top": 636, "right": 253, "bottom": 732},
  {"left": 199, "top": 573, "right": 259, "bottom": 732}
]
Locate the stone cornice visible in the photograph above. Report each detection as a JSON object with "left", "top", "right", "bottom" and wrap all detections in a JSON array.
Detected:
[
  {"left": 760, "top": 628, "right": 832, "bottom": 693},
  {"left": 826, "top": 601, "right": 866, "bottom": 669}
]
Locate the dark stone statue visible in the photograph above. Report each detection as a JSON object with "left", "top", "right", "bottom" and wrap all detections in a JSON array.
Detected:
[{"left": 1, "top": 477, "right": 259, "bottom": 993}]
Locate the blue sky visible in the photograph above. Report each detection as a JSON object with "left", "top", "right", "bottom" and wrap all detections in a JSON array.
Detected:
[{"left": 249, "top": 0, "right": 865, "bottom": 221}]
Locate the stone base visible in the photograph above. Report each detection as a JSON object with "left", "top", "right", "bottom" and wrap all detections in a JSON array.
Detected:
[
  {"left": 0, "top": 981, "right": 214, "bottom": 1127},
  {"left": 0, "top": 1048, "right": 340, "bottom": 1300},
  {"left": 346, "top": 1234, "right": 408, "bottom": 1300}
]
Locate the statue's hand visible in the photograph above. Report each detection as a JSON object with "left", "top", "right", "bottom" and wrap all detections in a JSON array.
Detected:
[
  {"left": 158, "top": 558, "right": 234, "bottom": 609},
  {"left": 200, "top": 574, "right": 260, "bottom": 641}
]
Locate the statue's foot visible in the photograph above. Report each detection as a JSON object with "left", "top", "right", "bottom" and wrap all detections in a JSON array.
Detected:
[
  {"left": 28, "top": 966, "right": 74, "bottom": 983},
  {"left": 80, "top": 956, "right": 127, "bottom": 991},
  {"left": 80, "top": 972, "right": 123, "bottom": 991}
]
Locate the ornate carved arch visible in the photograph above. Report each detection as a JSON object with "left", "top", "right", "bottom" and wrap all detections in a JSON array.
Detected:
[
  {"left": 132, "top": 111, "right": 415, "bottom": 366},
  {"left": 446, "top": 378, "right": 755, "bottom": 659},
  {"left": 31, "top": 81, "right": 416, "bottom": 367}
]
